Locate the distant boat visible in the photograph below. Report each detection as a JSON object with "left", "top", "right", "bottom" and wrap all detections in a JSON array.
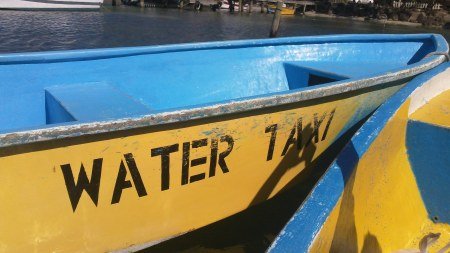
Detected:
[
  {"left": 0, "top": 34, "right": 447, "bottom": 252},
  {"left": 220, "top": 0, "right": 248, "bottom": 11},
  {"left": 0, "top": 0, "right": 103, "bottom": 10},
  {"left": 269, "top": 63, "right": 450, "bottom": 253},
  {"left": 267, "top": 3, "right": 296, "bottom": 15}
]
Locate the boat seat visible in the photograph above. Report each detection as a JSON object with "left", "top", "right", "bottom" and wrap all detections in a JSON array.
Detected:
[
  {"left": 45, "top": 82, "right": 151, "bottom": 124},
  {"left": 283, "top": 63, "right": 349, "bottom": 89}
]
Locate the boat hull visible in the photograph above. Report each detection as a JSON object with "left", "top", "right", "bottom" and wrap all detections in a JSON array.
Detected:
[
  {"left": 269, "top": 64, "right": 450, "bottom": 253},
  {"left": 0, "top": 0, "right": 102, "bottom": 10},
  {"left": 0, "top": 34, "right": 448, "bottom": 252},
  {"left": 0, "top": 83, "right": 404, "bottom": 252}
]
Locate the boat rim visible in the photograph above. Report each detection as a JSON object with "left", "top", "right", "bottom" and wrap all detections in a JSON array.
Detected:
[{"left": 0, "top": 34, "right": 448, "bottom": 148}]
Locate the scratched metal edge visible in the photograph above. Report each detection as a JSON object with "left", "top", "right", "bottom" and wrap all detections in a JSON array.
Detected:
[
  {"left": 0, "top": 56, "right": 446, "bottom": 148},
  {"left": 266, "top": 62, "right": 450, "bottom": 253},
  {"left": 0, "top": 34, "right": 447, "bottom": 148}
]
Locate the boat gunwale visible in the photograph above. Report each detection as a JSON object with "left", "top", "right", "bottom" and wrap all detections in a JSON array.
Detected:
[
  {"left": 0, "top": 34, "right": 447, "bottom": 148},
  {"left": 0, "top": 33, "right": 443, "bottom": 64}
]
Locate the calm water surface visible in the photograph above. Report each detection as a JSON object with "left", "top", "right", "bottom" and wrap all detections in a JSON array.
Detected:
[
  {"left": 0, "top": 7, "right": 449, "bottom": 53},
  {"left": 0, "top": 7, "right": 448, "bottom": 253}
]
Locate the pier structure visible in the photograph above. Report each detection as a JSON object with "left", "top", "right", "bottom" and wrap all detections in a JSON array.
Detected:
[{"left": 296, "top": 0, "right": 315, "bottom": 14}]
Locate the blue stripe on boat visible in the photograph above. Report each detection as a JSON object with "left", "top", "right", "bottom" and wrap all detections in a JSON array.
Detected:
[{"left": 406, "top": 120, "right": 450, "bottom": 223}]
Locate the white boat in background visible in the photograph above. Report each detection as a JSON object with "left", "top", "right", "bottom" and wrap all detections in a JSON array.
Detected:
[
  {"left": 220, "top": 0, "right": 248, "bottom": 11},
  {"left": 0, "top": 0, "right": 103, "bottom": 10}
]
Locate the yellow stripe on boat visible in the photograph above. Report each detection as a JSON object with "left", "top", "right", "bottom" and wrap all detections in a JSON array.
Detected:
[
  {"left": 0, "top": 87, "right": 399, "bottom": 252},
  {"left": 409, "top": 89, "right": 450, "bottom": 127}
]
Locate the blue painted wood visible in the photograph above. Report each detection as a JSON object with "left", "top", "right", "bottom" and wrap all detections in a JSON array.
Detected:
[
  {"left": 45, "top": 90, "right": 76, "bottom": 125},
  {"left": 45, "top": 83, "right": 151, "bottom": 123},
  {"left": 0, "top": 34, "right": 446, "bottom": 134},
  {"left": 268, "top": 63, "right": 450, "bottom": 252},
  {"left": 283, "top": 63, "right": 349, "bottom": 89},
  {"left": 407, "top": 120, "right": 450, "bottom": 223}
]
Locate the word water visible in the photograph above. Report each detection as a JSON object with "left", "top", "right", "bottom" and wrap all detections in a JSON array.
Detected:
[{"left": 60, "top": 136, "right": 234, "bottom": 212}]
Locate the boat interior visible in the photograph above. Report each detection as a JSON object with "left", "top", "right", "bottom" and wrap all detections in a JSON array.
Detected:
[{"left": 0, "top": 35, "right": 443, "bottom": 134}]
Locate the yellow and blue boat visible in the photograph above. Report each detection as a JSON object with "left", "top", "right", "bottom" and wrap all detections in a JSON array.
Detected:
[
  {"left": 0, "top": 34, "right": 448, "bottom": 252},
  {"left": 269, "top": 62, "right": 450, "bottom": 253}
]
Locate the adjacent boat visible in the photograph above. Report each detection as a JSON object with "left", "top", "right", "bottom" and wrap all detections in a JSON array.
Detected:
[
  {"left": 0, "top": 34, "right": 447, "bottom": 252},
  {"left": 0, "top": 0, "right": 103, "bottom": 10},
  {"left": 269, "top": 62, "right": 450, "bottom": 253}
]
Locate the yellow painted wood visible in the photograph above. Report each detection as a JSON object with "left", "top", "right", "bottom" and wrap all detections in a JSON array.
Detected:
[
  {"left": 308, "top": 197, "right": 343, "bottom": 252},
  {"left": 0, "top": 87, "right": 399, "bottom": 252},
  {"left": 409, "top": 89, "right": 450, "bottom": 127},
  {"left": 310, "top": 99, "right": 450, "bottom": 253}
]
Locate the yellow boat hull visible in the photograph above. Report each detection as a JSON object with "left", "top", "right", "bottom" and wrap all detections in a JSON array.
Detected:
[{"left": 0, "top": 86, "right": 401, "bottom": 252}]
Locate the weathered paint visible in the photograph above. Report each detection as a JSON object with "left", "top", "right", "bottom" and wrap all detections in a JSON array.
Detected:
[
  {"left": 0, "top": 34, "right": 448, "bottom": 252},
  {"left": 268, "top": 63, "right": 450, "bottom": 253},
  {"left": 0, "top": 86, "right": 400, "bottom": 252}
]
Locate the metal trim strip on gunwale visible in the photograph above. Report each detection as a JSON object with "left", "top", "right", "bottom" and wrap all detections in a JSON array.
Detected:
[{"left": 0, "top": 35, "right": 447, "bottom": 148}]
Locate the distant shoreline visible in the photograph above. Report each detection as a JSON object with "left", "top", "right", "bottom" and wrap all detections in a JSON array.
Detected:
[
  {"left": 105, "top": 3, "right": 442, "bottom": 29},
  {"left": 303, "top": 12, "right": 423, "bottom": 27}
]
